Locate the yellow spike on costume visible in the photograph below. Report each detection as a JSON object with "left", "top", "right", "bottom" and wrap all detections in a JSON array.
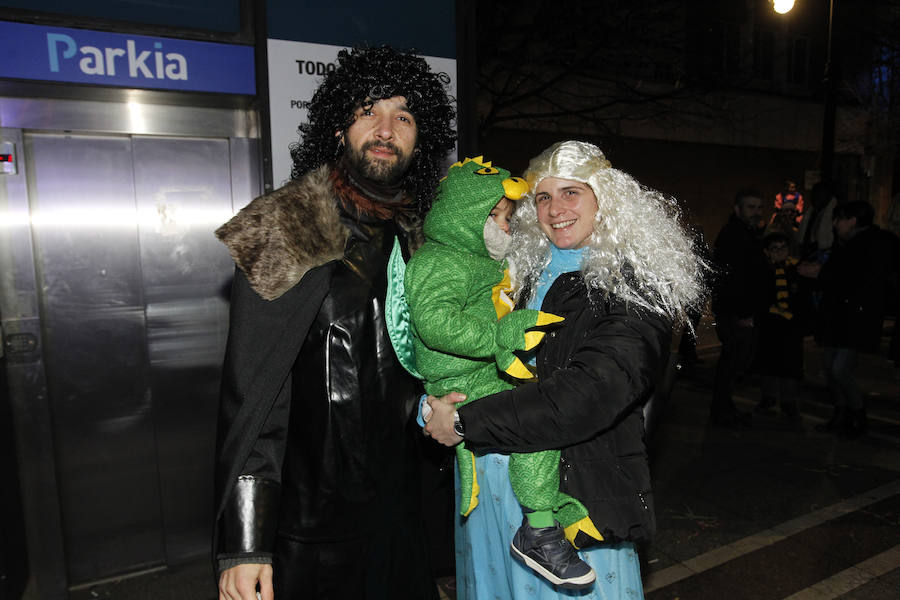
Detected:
[
  {"left": 491, "top": 270, "right": 515, "bottom": 319},
  {"left": 523, "top": 330, "right": 546, "bottom": 350},
  {"left": 564, "top": 516, "right": 604, "bottom": 549},
  {"left": 454, "top": 156, "right": 488, "bottom": 168},
  {"left": 460, "top": 452, "right": 480, "bottom": 516},
  {"left": 536, "top": 311, "right": 565, "bottom": 326},
  {"left": 443, "top": 156, "right": 492, "bottom": 180},
  {"left": 505, "top": 357, "right": 534, "bottom": 380}
]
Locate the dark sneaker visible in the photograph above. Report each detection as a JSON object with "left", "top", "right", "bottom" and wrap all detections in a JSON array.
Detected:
[
  {"left": 510, "top": 518, "right": 595, "bottom": 589},
  {"left": 841, "top": 409, "right": 868, "bottom": 439},
  {"left": 815, "top": 407, "right": 846, "bottom": 433},
  {"left": 710, "top": 410, "right": 752, "bottom": 429},
  {"left": 754, "top": 400, "right": 777, "bottom": 417}
]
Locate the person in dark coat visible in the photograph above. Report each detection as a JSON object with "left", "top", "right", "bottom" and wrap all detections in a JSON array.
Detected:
[
  {"left": 422, "top": 141, "right": 706, "bottom": 598},
  {"left": 212, "top": 46, "right": 456, "bottom": 600},
  {"left": 801, "top": 201, "right": 899, "bottom": 438},
  {"left": 709, "top": 189, "right": 771, "bottom": 427}
]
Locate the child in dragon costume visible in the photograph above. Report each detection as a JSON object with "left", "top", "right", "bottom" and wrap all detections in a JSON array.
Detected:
[{"left": 387, "top": 157, "right": 601, "bottom": 588}]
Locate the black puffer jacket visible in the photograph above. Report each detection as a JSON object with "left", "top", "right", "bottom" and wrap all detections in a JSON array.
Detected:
[
  {"left": 459, "top": 272, "right": 671, "bottom": 546},
  {"left": 816, "top": 225, "right": 899, "bottom": 352}
]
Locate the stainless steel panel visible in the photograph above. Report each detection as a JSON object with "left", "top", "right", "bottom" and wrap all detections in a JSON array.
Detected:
[
  {"left": 0, "top": 129, "right": 39, "bottom": 325},
  {"left": 132, "top": 135, "right": 235, "bottom": 560},
  {"left": 229, "top": 137, "right": 261, "bottom": 213},
  {"left": 0, "top": 95, "right": 259, "bottom": 138},
  {"left": 0, "top": 127, "right": 68, "bottom": 599},
  {"left": 2, "top": 95, "right": 260, "bottom": 595},
  {"left": 26, "top": 132, "right": 165, "bottom": 583}
]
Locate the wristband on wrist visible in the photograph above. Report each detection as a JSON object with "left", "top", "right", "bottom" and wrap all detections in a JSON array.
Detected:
[
  {"left": 416, "top": 394, "right": 430, "bottom": 428},
  {"left": 453, "top": 410, "right": 465, "bottom": 438}
]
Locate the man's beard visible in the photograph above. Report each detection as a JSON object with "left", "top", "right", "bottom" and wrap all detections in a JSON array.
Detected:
[{"left": 344, "top": 140, "right": 414, "bottom": 185}]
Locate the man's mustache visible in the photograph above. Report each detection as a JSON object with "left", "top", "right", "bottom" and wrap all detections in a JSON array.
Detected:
[{"left": 363, "top": 141, "right": 402, "bottom": 155}]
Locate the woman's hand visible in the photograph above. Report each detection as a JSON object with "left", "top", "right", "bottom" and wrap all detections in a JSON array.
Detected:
[{"left": 424, "top": 392, "right": 466, "bottom": 446}]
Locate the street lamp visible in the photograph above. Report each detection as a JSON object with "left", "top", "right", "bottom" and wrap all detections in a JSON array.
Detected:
[
  {"left": 774, "top": 0, "right": 795, "bottom": 14},
  {"left": 773, "top": 0, "right": 836, "bottom": 186}
]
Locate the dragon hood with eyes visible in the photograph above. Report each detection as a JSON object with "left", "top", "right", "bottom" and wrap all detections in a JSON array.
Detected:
[{"left": 422, "top": 157, "right": 526, "bottom": 260}]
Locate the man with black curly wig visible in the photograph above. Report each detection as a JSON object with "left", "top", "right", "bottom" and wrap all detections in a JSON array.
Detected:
[{"left": 212, "top": 45, "right": 456, "bottom": 600}]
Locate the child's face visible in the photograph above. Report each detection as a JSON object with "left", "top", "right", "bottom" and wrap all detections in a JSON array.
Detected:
[
  {"left": 489, "top": 197, "right": 515, "bottom": 234},
  {"left": 764, "top": 241, "right": 789, "bottom": 263}
]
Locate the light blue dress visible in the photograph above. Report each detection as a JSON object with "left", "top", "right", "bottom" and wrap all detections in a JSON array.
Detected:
[{"left": 454, "top": 247, "right": 646, "bottom": 600}]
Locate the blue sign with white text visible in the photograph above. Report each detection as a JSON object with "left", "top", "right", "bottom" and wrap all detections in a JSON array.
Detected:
[{"left": 0, "top": 20, "right": 255, "bottom": 94}]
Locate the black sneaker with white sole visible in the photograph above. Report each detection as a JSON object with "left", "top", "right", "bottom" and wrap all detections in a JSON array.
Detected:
[{"left": 510, "top": 518, "right": 596, "bottom": 589}]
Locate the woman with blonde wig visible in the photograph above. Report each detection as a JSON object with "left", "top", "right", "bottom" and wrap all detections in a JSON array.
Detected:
[{"left": 425, "top": 140, "right": 706, "bottom": 598}]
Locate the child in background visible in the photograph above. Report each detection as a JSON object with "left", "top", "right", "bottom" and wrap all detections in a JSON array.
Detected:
[{"left": 751, "top": 232, "right": 810, "bottom": 425}]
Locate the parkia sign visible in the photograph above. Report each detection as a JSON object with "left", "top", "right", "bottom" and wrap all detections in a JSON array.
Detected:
[{"left": 1, "top": 20, "right": 254, "bottom": 94}]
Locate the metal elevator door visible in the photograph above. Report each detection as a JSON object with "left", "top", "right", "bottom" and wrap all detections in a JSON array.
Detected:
[{"left": 24, "top": 131, "right": 239, "bottom": 584}]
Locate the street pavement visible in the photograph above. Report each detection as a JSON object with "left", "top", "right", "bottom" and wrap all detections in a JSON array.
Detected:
[
  {"left": 642, "top": 318, "right": 900, "bottom": 600},
  {"left": 59, "top": 319, "right": 900, "bottom": 600}
]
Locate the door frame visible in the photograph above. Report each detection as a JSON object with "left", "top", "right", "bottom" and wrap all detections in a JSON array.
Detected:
[{"left": 0, "top": 94, "right": 259, "bottom": 599}]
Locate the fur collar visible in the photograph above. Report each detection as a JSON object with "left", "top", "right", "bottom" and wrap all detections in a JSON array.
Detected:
[{"left": 215, "top": 165, "right": 349, "bottom": 300}]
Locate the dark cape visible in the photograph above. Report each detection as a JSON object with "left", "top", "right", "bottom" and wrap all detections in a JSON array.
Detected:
[{"left": 213, "top": 166, "right": 348, "bottom": 548}]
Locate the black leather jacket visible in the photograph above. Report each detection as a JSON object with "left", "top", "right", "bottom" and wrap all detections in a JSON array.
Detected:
[
  {"left": 278, "top": 215, "right": 423, "bottom": 541},
  {"left": 459, "top": 272, "right": 670, "bottom": 546}
]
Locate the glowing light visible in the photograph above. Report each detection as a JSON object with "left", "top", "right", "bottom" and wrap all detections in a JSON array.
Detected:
[
  {"left": 774, "top": 0, "right": 795, "bottom": 14},
  {"left": 127, "top": 99, "right": 147, "bottom": 133}
]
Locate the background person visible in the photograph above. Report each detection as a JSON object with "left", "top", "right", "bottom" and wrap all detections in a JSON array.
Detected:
[
  {"left": 709, "top": 189, "right": 770, "bottom": 428},
  {"left": 801, "top": 201, "right": 899, "bottom": 438},
  {"left": 771, "top": 179, "right": 804, "bottom": 228},
  {"left": 749, "top": 232, "right": 812, "bottom": 426}
]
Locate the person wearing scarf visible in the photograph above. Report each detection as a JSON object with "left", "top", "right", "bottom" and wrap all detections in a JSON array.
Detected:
[{"left": 213, "top": 46, "right": 456, "bottom": 600}]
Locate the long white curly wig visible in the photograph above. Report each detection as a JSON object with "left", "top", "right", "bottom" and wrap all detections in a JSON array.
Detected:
[{"left": 508, "top": 140, "right": 707, "bottom": 324}]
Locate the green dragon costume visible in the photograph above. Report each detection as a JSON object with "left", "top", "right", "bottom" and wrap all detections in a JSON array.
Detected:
[{"left": 387, "top": 157, "right": 599, "bottom": 543}]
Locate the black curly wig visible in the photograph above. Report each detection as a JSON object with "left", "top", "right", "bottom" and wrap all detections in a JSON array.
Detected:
[{"left": 289, "top": 46, "right": 457, "bottom": 215}]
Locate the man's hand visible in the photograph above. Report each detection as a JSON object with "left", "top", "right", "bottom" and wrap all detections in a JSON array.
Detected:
[
  {"left": 736, "top": 317, "right": 754, "bottom": 328},
  {"left": 424, "top": 392, "right": 466, "bottom": 446},
  {"left": 797, "top": 261, "right": 822, "bottom": 278},
  {"left": 219, "top": 563, "right": 273, "bottom": 600}
]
